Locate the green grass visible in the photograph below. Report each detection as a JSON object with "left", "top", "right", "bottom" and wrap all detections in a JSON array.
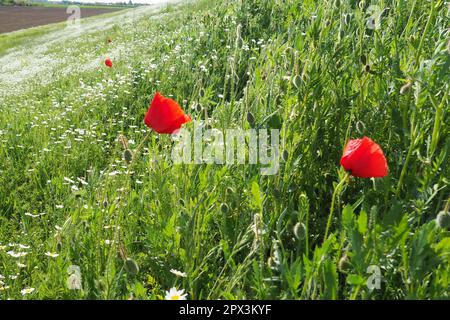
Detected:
[{"left": 0, "top": 0, "right": 449, "bottom": 300}]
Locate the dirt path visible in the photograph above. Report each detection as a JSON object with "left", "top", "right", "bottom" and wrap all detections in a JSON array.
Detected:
[{"left": 0, "top": 6, "right": 123, "bottom": 34}]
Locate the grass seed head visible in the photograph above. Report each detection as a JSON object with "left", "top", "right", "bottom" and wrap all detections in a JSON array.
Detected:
[{"left": 118, "top": 134, "right": 129, "bottom": 150}]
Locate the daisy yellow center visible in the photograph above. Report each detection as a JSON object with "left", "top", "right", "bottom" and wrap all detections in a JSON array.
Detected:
[{"left": 171, "top": 295, "right": 180, "bottom": 300}]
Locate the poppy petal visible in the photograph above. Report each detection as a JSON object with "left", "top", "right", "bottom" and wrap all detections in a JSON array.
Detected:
[
  {"left": 340, "top": 137, "right": 388, "bottom": 178},
  {"left": 144, "top": 92, "right": 191, "bottom": 134}
]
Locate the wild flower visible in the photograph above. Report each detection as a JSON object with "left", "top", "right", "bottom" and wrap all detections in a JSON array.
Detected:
[
  {"left": 144, "top": 92, "right": 191, "bottom": 134},
  {"left": 340, "top": 137, "right": 388, "bottom": 178},
  {"left": 170, "top": 269, "right": 187, "bottom": 278},
  {"left": 165, "top": 287, "right": 188, "bottom": 300}
]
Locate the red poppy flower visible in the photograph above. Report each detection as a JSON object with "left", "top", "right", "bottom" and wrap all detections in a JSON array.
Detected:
[
  {"left": 144, "top": 92, "right": 191, "bottom": 134},
  {"left": 340, "top": 137, "right": 388, "bottom": 178},
  {"left": 105, "top": 58, "right": 113, "bottom": 68}
]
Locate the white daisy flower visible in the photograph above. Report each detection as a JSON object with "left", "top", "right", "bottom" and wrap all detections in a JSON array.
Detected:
[
  {"left": 44, "top": 252, "right": 59, "bottom": 258},
  {"left": 170, "top": 269, "right": 187, "bottom": 278},
  {"left": 165, "top": 287, "right": 188, "bottom": 300},
  {"left": 20, "top": 287, "right": 35, "bottom": 295},
  {"left": 6, "top": 251, "right": 28, "bottom": 258}
]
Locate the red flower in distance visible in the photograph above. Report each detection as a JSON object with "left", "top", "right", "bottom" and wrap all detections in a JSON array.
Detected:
[
  {"left": 340, "top": 137, "right": 388, "bottom": 178},
  {"left": 105, "top": 58, "right": 113, "bottom": 68},
  {"left": 144, "top": 92, "right": 191, "bottom": 134}
]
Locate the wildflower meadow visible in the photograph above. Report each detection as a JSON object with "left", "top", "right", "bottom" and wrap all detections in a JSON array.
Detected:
[{"left": 0, "top": 0, "right": 449, "bottom": 301}]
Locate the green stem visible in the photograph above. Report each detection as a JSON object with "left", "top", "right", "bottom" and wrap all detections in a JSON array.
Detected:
[
  {"left": 133, "top": 131, "right": 151, "bottom": 158},
  {"left": 324, "top": 173, "right": 349, "bottom": 240}
]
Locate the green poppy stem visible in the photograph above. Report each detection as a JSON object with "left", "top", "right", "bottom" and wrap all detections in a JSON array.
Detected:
[
  {"left": 133, "top": 131, "right": 151, "bottom": 159},
  {"left": 324, "top": 172, "right": 349, "bottom": 241}
]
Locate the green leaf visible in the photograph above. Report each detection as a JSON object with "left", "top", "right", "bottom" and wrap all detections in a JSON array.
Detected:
[
  {"left": 357, "top": 210, "right": 368, "bottom": 235},
  {"left": 322, "top": 260, "right": 338, "bottom": 299},
  {"left": 251, "top": 181, "right": 263, "bottom": 211},
  {"left": 342, "top": 205, "right": 354, "bottom": 231},
  {"left": 346, "top": 274, "right": 365, "bottom": 286}
]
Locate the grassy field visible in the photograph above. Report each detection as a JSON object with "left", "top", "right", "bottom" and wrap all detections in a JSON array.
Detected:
[{"left": 0, "top": 0, "right": 449, "bottom": 300}]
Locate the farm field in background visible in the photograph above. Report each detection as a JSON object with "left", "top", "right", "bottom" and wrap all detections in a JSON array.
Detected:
[
  {"left": 0, "top": 5, "right": 124, "bottom": 34},
  {"left": 0, "top": 0, "right": 449, "bottom": 300}
]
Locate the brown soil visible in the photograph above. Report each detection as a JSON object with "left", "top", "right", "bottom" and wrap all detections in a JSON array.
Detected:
[{"left": 0, "top": 5, "right": 122, "bottom": 34}]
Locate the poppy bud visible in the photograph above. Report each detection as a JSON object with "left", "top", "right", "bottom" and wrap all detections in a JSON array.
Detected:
[
  {"left": 267, "top": 257, "right": 275, "bottom": 269},
  {"left": 282, "top": 150, "right": 289, "bottom": 162},
  {"left": 247, "top": 112, "right": 255, "bottom": 128},
  {"left": 123, "top": 149, "right": 133, "bottom": 164},
  {"left": 344, "top": 13, "right": 351, "bottom": 25},
  {"left": 293, "top": 74, "right": 302, "bottom": 89},
  {"left": 338, "top": 254, "right": 351, "bottom": 273},
  {"left": 293, "top": 222, "right": 306, "bottom": 240},
  {"left": 125, "top": 258, "right": 139, "bottom": 275},
  {"left": 436, "top": 211, "right": 450, "bottom": 229},
  {"left": 400, "top": 79, "right": 413, "bottom": 95},
  {"left": 195, "top": 103, "right": 203, "bottom": 113},
  {"left": 360, "top": 54, "right": 367, "bottom": 65},
  {"left": 220, "top": 203, "right": 229, "bottom": 214}
]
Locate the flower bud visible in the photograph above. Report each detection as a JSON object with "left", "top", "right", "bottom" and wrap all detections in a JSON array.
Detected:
[
  {"left": 123, "top": 149, "right": 133, "bottom": 164},
  {"left": 293, "top": 222, "right": 306, "bottom": 240},
  {"left": 338, "top": 254, "right": 351, "bottom": 273},
  {"left": 436, "top": 211, "right": 450, "bottom": 229},
  {"left": 125, "top": 258, "right": 139, "bottom": 275},
  {"left": 220, "top": 203, "right": 229, "bottom": 214}
]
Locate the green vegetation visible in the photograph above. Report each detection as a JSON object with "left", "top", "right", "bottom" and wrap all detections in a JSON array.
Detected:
[{"left": 0, "top": 0, "right": 449, "bottom": 300}]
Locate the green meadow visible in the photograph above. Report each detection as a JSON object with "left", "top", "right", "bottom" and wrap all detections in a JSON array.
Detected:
[{"left": 0, "top": 0, "right": 449, "bottom": 299}]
